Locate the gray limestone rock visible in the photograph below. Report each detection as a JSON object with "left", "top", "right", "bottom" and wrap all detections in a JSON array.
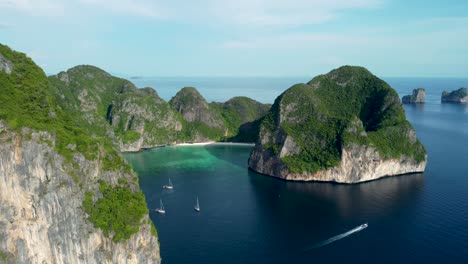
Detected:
[
  {"left": 0, "top": 53, "right": 13, "bottom": 74},
  {"left": 0, "top": 124, "right": 161, "bottom": 263},
  {"left": 248, "top": 66, "right": 427, "bottom": 184},
  {"left": 402, "top": 88, "right": 425, "bottom": 104},
  {"left": 441, "top": 88, "right": 468, "bottom": 103}
]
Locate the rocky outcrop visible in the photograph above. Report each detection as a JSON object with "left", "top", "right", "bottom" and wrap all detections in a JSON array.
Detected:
[
  {"left": 0, "top": 53, "right": 13, "bottom": 74},
  {"left": 49, "top": 68, "right": 268, "bottom": 149},
  {"left": 49, "top": 67, "right": 184, "bottom": 151},
  {"left": 248, "top": 66, "right": 427, "bottom": 184},
  {"left": 0, "top": 124, "right": 160, "bottom": 263},
  {"left": 250, "top": 138, "right": 426, "bottom": 183},
  {"left": 169, "top": 87, "right": 224, "bottom": 129},
  {"left": 0, "top": 44, "right": 160, "bottom": 263},
  {"left": 402, "top": 88, "right": 425, "bottom": 104},
  {"left": 441, "top": 88, "right": 468, "bottom": 103}
]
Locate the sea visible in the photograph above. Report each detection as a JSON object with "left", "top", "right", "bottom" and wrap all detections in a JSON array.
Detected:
[{"left": 124, "top": 76, "right": 468, "bottom": 264}]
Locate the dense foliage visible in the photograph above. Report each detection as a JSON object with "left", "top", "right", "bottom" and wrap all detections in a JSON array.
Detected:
[
  {"left": 83, "top": 181, "right": 148, "bottom": 242},
  {"left": 170, "top": 89, "right": 270, "bottom": 142},
  {"left": 216, "top": 97, "right": 270, "bottom": 142},
  {"left": 1, "top": 44, "right": 152, "bottom": 242},
  {"left": 49, "top": 66, "right": 186, "bottom": 147},
  {"left": 259, "top": 66, "right": 426, "bottom": 174},
  {"left": 0, "top": 44, "right": 125, "bottom": 170}
]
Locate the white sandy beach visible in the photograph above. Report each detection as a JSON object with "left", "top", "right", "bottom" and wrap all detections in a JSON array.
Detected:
[{"left": 174, "top": 142, "right": 254, "bottom": 147}]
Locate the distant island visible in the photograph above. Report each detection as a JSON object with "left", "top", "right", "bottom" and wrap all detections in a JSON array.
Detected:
[
  {"left": 402, "top": 88, "right": 425, "bottom": 104},
  {"left": 248, "top": 66, "right": 427, "bottom": 183},
  {"left": 441, "top": 88, "right": 468, "bottom": 103}
]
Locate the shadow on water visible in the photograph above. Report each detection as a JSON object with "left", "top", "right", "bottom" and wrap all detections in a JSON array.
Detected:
[
  {"left": 203, "top": 144, "right": 254, "bottom": 169},
  {"left": 404, "top": 102, "right": 426, "bottom": 112},
  {"left": 440, "top": 102, "right": 467, "bottom": 113},
  {"left": 247, "top": 171, "right": 425, "bottom": 263}
]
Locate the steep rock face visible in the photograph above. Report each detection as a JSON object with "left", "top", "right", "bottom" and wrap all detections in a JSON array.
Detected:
[
  {"left": 0, "top": 125, "right": 160, "bottom": 263},
  {"left": 441, "top": 88, "right": 468, "bottom": 103},
  {"left": 49, "top": 67, "right": 184, "bottom": 151},
  {"left": 249, "top": 66, "right": 427, "bottom": 183},
  {"left": 0, "top": 53, "right": 13, "bottom": 74},
  {"left": 169, "top": 89, "right": 270, "bottom": 142},
  {"left": 169, "top": 87, "right": 225, "bottom": 128},
  {"left": 50, "top": 69, "right": 269, "bottom": 146},
  {"left": 0, "top": 44, "right": 160, "bottom": 263},
  {"left": 402, "top": 88, "right": 425, "bottom": 104}
]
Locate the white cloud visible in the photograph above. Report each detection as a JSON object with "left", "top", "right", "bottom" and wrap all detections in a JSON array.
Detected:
[
  {"left": 0, "top": 0, "right": 65, "bottom": 16},
  {"left": 217, "top": 18, "right": 468, "bottom": 76},
  {"left": 207, "top": 0, "right": 383, "bottom": 26},
  {"left": 221, "top": 33, "right": 367, "bottom": 50},
  {"left": 0, "top": 0, "right": 383, "bottom": 26},
  {"left": 140, "top": 0, "right": 384, "bottom": 27},
  {"left": 79, "top": 0, "right": 166, "bottom": 18},
  {"left": 0, "top": 22, "right": 12, "bottom": 29}
]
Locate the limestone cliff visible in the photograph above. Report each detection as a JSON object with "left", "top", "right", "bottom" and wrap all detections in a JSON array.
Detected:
[
  {"left": 169, "top": 87, "right": 224, "bottom": 128},
  {"left": 402, "top": 88, "right": 425, "bottom": 104},
  {"left": 248, "top": 66, "right": 427, "bottom": 183},
  {"left": 49, "top": 69, "right": 268, "bottom": 150},
  {"left": 169, "top": 88, "right": 270, "bottom": 142},
  {"left": 49, "top": 66, "right": 184, "bottom": 152},
  {"left": 441, "top": 88, "right": 468, "bottom": 103},
  {"left": 0, "top": 124, "right": 160, "bottom": 263},
  {"left": 0, "top": 44, "right": 160, "bottom": 263}
]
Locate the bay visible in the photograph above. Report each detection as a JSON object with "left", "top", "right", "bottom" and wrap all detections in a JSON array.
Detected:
[{"left": 124, "top": 77, "right": 468, "bottom": 263}]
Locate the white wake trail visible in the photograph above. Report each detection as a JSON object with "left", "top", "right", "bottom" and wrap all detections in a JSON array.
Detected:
[{"left": 305, "top": 224, "right": 368, "bottom": 250}]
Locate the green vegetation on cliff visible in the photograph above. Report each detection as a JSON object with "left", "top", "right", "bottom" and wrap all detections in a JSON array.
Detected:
[
  {"left": 170, "top": 88, "right": 270, "bottom": 142},
  {"left": 216, "top": 96, "right": 270, "bottom": 142},
  {"left": 259, "top": 66, "right": 426, "bottom": 174},
  {"left": 0, "top": 44, "right": 125, "bottom": 169},
  {"left": 0, "top": 44, "right": 151, "bottom": 242},
  {"left": 83, "top": 181, "right": 148, "bottom": 242},
  {"left": 49, "top": 66, "right": 185, "bottom": 148}
]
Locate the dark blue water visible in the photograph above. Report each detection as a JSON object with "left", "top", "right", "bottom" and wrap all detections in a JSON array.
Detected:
[{"left": 124, "top": 77, "right": 468, "bottom": 263}]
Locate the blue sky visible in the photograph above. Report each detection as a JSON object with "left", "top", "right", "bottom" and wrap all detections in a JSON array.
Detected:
[{"left": 1, "top": 0, "right": 467, "bottom": 77}]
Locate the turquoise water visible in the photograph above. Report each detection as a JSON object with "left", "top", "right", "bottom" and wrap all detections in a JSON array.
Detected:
[{"left": 124, "top": 77, "right": 468, "bottom": 263}]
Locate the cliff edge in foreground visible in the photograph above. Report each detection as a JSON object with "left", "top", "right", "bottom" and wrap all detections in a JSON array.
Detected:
[
  {"left": 0, "top": 44, "right": 160, "bottom": 263},
  {"left": 248, "top": 66, "right": 427, "bottom": 183}
]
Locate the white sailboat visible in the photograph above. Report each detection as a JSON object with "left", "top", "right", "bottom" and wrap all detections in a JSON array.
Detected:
[
  {"left": 155, "top": 199, "right": 165, "bottom": 214},
  {"left": 194, "top": 196, "right": 200, "bottom": 212},
  {"left": 163, "top": 178, "right": 173, "bottom": 189}
]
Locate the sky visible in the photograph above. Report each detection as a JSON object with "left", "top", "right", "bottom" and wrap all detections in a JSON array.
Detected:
[{"left": 0, "top": 0, "right": 468, "bottom": 77}]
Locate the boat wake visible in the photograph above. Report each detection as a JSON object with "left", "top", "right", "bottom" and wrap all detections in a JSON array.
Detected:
[{"left": 304, "top": 223, "right": 368, "bottom": 250}]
